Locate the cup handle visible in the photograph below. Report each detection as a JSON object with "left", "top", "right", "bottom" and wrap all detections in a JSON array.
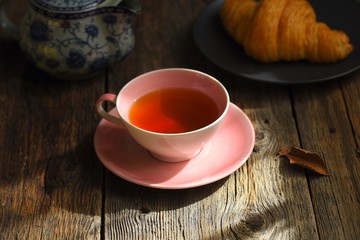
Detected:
[
  {"left": 0, "top": 1, "right": 20, "bottom": 39},
  {"left": 96, "top": 93, "right": 125, "bottom": 127}
]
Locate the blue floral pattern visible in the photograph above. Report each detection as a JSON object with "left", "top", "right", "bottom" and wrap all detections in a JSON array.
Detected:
[
  {"left": 90, "top": 57, "right": 109, "bottom": 70},
  {"left": 66, "top": 50, "right": 87, "bottom": 68},
  {"left": 85, "top": 24, "right": 99, "bottom": 40},
  {"left": 30, "top": 21, "right": 51, "bottom": 42},
  {"left": 19, "top": 7, "right": 135, "bottom": 79}
]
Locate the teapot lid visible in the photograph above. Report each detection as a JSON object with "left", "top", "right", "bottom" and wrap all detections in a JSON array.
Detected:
[{"left": 30, "top": 0, "right": 123, "bottom": 12}]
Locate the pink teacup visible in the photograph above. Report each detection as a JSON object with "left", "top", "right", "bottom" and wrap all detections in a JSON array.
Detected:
[{"left": 96, "top": 68, "right": 229, "bottom": 162}]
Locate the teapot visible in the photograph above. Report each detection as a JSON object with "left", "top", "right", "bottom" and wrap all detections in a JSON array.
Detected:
[{"left": 0, "top": 0, "right": 141, "bottom": 79}]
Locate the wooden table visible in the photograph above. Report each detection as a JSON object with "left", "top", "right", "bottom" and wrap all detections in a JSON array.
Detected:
[{"left": 1, "top": 1, "right": 359, "bottom": 239}]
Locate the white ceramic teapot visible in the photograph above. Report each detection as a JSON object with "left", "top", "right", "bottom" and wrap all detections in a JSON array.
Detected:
[{"left": 0, "top": 0, "right": 141, "bottom": 79}]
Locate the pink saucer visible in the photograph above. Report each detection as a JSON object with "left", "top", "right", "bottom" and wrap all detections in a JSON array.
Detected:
[{"left": 94, "top": 103, "right": 255, "bottom": 189}]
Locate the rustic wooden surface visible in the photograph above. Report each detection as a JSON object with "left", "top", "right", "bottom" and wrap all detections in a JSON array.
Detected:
[{"left": 1, "top": 0, "right": 359, "bottom": 239}]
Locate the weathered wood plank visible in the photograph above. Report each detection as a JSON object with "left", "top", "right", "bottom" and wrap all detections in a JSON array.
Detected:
[
  {"left": 291, "top": 78, "right": 360, "bottom": 239},
  {"left": 341, "top": 71, "right": 360, "bottom": 145},
  {"left": 0, "top": 35, "right": 104, "bottom": 239},
  {"left": 217, "top": 80, "right": 319, "bottom": 240}
]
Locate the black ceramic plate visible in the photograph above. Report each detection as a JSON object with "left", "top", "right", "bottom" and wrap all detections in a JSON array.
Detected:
[{"left": 193, "top": 0, "right": 360, "bottom": 84}]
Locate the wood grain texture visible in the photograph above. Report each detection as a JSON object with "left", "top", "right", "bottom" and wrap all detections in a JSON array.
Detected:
[
  {"left": 291, "top": 79, "right": 360, "bottom": 239},
  {"left": 0, "top": 34, "right": 104, "bottom": 239},
  {"left": 341, "top": 71, "right": 360, "bottom": 145}
]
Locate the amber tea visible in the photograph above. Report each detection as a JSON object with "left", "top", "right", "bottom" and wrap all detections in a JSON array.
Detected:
[{"left": 129, "top": 88, "right": 220, "bottom": 133}]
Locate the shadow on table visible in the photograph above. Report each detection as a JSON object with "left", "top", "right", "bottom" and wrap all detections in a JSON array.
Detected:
[
  {"left": 105, "top": 169, "right": 229, "bottom": 210},
  {"left": 39, "top": 129, "right": 223, "bottom": 213},
  {"left": 43, "top": 131, "right": 103, "bottom": 209},
  {"left": 0, "top": 130, "right": 103, "bottom": 235}
]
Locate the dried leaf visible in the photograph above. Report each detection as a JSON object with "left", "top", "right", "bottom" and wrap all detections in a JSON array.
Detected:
[{"left": 276, "top": 146, "right": 330, "bottom": 176}]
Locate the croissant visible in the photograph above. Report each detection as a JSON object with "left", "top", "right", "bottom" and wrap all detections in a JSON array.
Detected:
[{"left": 220, "top": 0, "right": 353, "bottom": 63}]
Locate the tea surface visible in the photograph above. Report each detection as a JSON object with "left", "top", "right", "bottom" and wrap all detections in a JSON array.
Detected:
[{"left": 129, "top": 88, "right": 220, "bottom": 133}]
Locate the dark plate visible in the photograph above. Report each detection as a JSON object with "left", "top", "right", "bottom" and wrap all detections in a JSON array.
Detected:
[{"left": 193, "top": 0, "right": 360, "bottom": 84}]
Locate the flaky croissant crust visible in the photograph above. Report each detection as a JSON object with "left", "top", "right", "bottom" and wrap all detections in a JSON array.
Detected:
[{"left": 220, "top": 0, "right": 353, "bottom": 63}]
